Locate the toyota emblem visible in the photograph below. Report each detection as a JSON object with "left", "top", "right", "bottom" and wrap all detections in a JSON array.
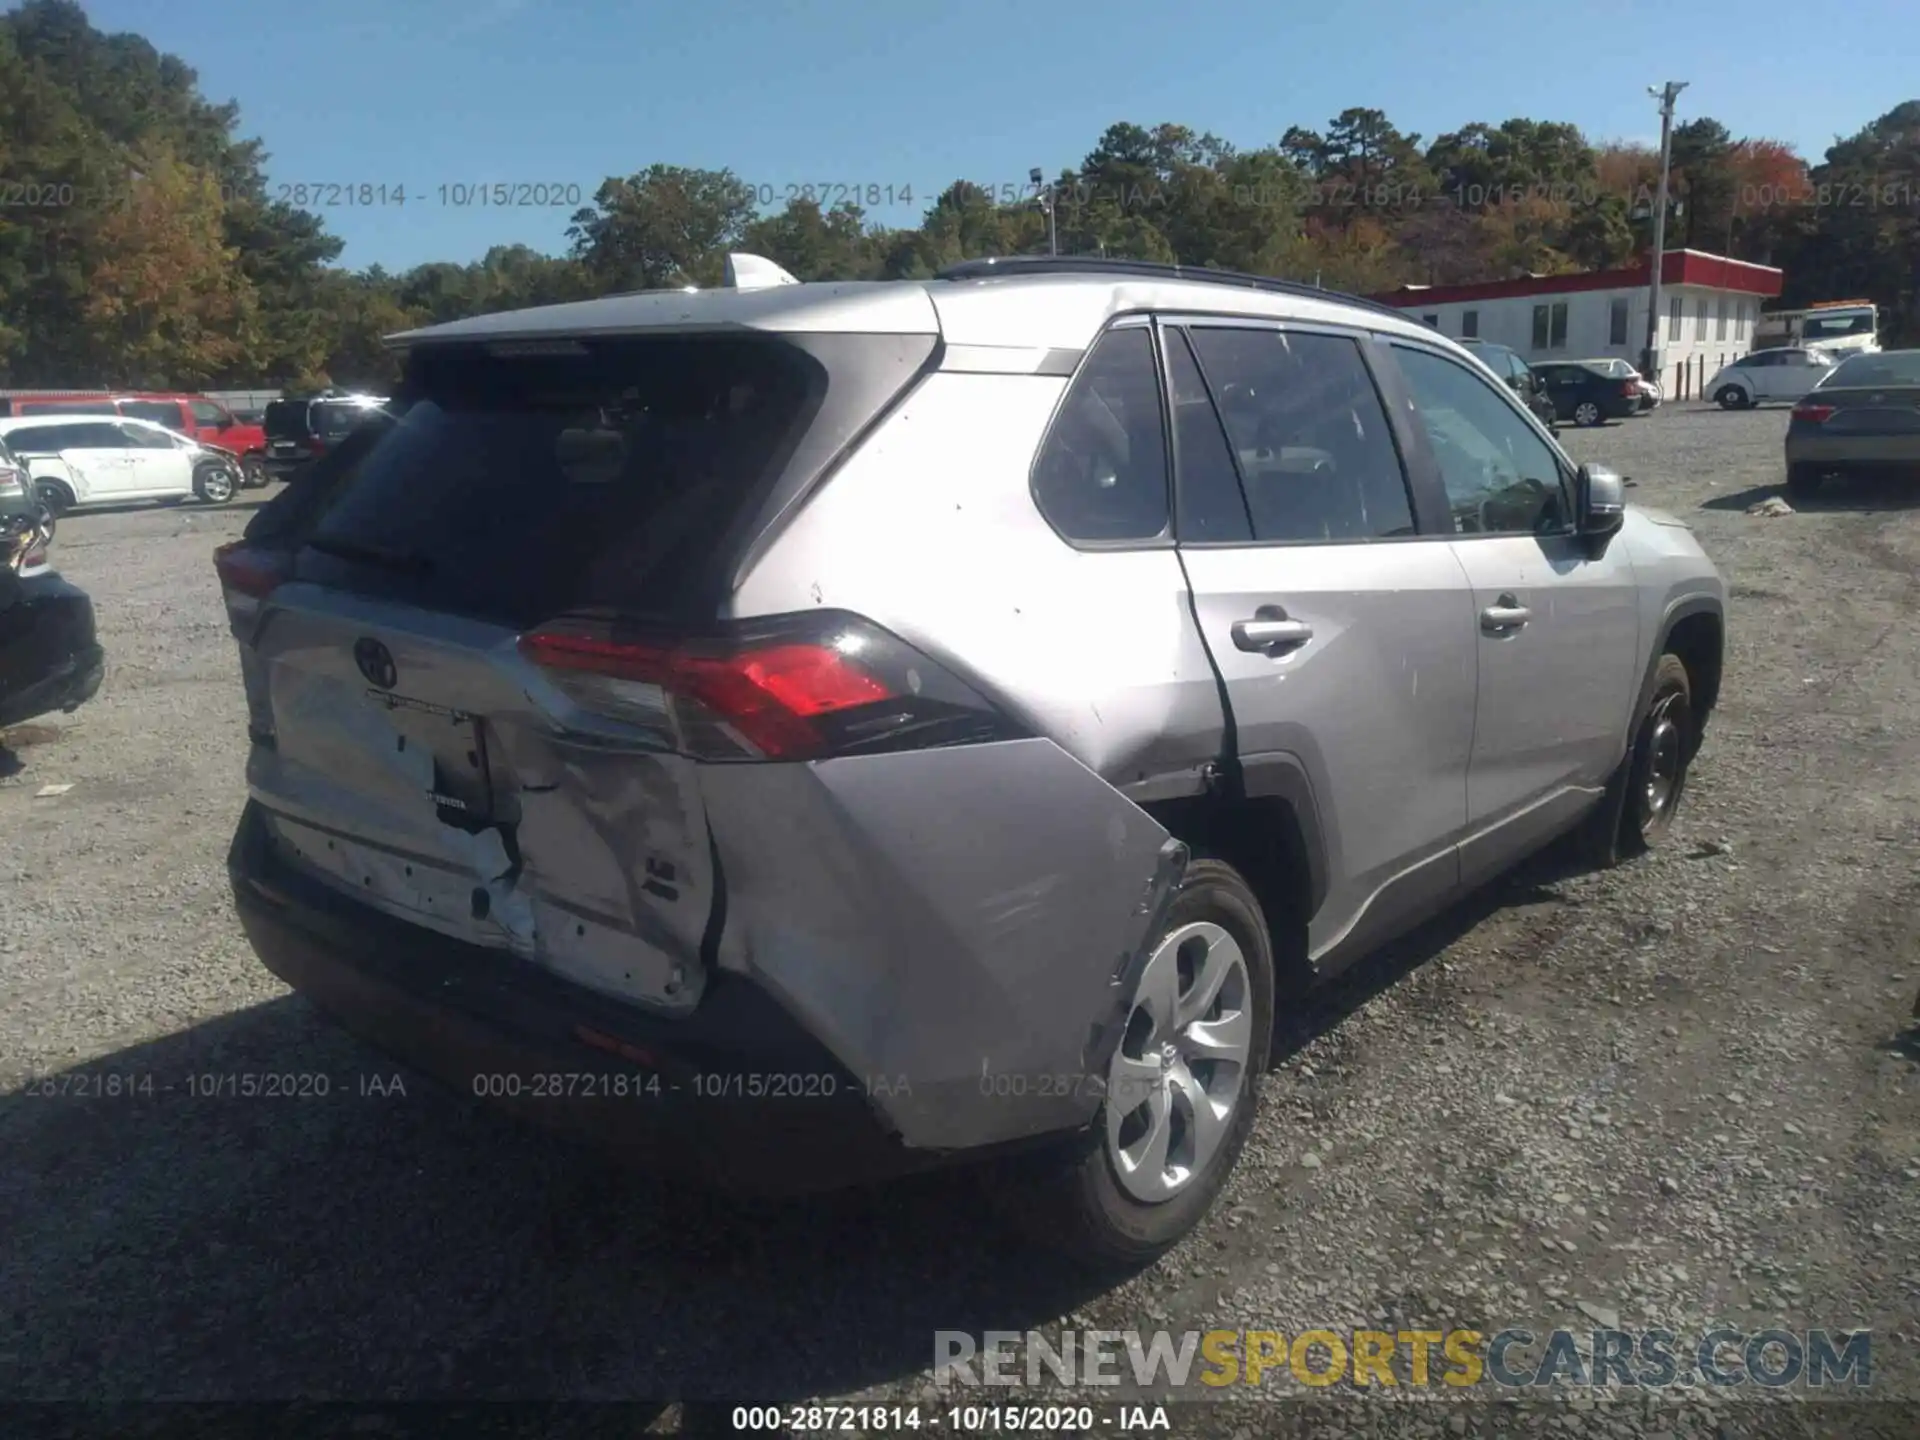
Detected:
[{"left": 354, "top": 637, "right": 398, "bottom": 689}]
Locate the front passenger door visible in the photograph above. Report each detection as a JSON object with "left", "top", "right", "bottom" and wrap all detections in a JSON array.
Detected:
[
  {"left": 117, "top": 422, "right": 193, "bottom": 495},
  {"left": 1387, "top": 343, "right": 1642, "bottom": 886},
  {"left": 1167, "top": 320, "right": 1479, "bottom": 968}
]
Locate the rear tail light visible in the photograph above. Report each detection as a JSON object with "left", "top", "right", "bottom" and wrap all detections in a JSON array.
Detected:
[
  {"left": 518, "top": 610, "right": 1027, "bottom": 761},
  {"left": 0, "top": 464, "right": 22, "bottom": 494},
  {"left": 13, "top": 536, "right": 48, "bottom": 573},
  {"left": 309, "top": 436, "right": 329, "bottom": 457},
  {"left": 1622, "top": 381, "right": 1638, "bottom": 398},
  {"left": 1792, "top": 402, "right": 1835, "bottom": 424},
  {"left": 214, "top": 541, "right": 288, "bottom": 600}
]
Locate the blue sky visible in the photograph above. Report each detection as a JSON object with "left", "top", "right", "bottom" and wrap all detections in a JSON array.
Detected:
[{"left": 83, "top": 0, "right": 1920, "bottom": 272}]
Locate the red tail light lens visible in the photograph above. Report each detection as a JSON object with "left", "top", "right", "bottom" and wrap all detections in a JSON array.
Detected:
[
  {"left": 1792, "top": 402, "right": 1835, "bottom": 424},
  {"left": 519, "top": 611, "right": 1024, "bottom": 762},
  {"left": 213, "top": 541, "right": 288, "bottom": 599},
  {"left": 15, "top": 537, "right": 48, "bottom": 572},
  {"left": 1622, "top": 381, "right": 1638, "bottom": 397}
]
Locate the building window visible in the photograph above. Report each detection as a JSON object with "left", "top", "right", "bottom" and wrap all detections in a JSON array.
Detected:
[
  {"left": 1609, "top": 297, "right": 1629, "bottom": 346},
  {"left": 1668, "top": 296, "right": 1682, "bottom": 341},
  {"left": 1532, "top": 301, "right": 1568, "bottom": 351},
  {"left": 1716, "top": 299, "right": 1728, "bottom": 340},
  {"left": 1694, "top": 298, "right": 1707, "bottom": 340},
  {"left": 1461, "top": 309, "right": 1479, "bottom": 338},
  {"left": 1422, "top": 314, "right": 1439, "bottom": 329}
]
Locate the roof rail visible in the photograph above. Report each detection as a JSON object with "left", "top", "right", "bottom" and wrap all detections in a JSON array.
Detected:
[{"left": 934, "top": 255, "right": 1411, "bottom": 323}]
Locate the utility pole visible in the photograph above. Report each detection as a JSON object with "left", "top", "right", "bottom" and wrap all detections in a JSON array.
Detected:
[
  {"left": 1031, "top": 167, "right": 1057, "bottom": 256},
  {"left": 1642, "top": 81, "right": 1687, "bottom": 390}
]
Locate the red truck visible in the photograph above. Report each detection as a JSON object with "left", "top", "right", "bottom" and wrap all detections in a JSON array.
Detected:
[{"left": 0, "top": 392, "right": 271, "bottom": 487}]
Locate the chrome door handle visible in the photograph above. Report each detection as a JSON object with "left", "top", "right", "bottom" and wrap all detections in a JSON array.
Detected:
[
  {"left": 1481, "top": 595, "right": 1532, "bottom": 633},
  {"left": 1232, "top": 615, "right": 1314, "bottom": 654}
]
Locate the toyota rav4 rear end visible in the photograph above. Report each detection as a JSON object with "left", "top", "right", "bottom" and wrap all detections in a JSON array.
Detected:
[{"left": 219, "top": 273, "right": 1191, "bottom": 1210}]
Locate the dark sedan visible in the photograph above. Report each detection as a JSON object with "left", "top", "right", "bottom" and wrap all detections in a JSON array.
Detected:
[
  {"left": 1531, "top": 361, "right": 1644, "bottom": 427},
  {"left": 1459, "top": 339, "right": 1560, "bottom": 430},
  {"left": 1786, "top": 349, "right": 1920, "bottom": 496},
  {"left": 1, "top": 508, "right": 104, "bottom": 731}
]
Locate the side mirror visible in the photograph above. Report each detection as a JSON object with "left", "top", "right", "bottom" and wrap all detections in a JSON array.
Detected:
[{"left": 1578, "top": 463, "right": 1626, "bottom": 540}]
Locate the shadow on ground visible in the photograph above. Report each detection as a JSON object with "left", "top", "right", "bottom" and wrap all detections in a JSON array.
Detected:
[{"left": 1702, "top": 474, "right": 1920, "bottom": 514}]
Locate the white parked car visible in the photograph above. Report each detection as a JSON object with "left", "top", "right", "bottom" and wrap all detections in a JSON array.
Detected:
[
  {"left": 1706, "top": 347, "right": 1837, "bottom": 409},
  {"left": 0, "top": 414, "right": 243, "bottom": 516}
]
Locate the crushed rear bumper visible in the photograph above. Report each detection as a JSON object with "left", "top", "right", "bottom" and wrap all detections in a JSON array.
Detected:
[
  {"left": 230, "top": 801, "right": 943, "bottom": 1194},
  {"left": 231, "top": 754, "right": 1187, "bottom": 1190}
]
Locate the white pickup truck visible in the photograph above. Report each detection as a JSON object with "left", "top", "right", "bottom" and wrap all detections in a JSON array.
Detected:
[{"left": 1754, "top": 301, "right": 1880, "bottom": 358}]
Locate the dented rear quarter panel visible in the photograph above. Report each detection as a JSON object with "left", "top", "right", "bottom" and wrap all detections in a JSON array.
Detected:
[{"left": 699, "top": 739, "right": 1176, "bottom": 1151}]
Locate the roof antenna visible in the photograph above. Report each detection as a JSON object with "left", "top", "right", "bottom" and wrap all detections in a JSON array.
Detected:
[{"left": 724, "top": 253, "right": 801, "bottom": 290}]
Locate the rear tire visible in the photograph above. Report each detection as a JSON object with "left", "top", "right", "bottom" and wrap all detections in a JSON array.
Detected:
[
  {"left": 32, "top": 479, "right": 72, "bottom": 518},
  {"left": 1716, "top": 385, "right": 1749, "bottom": 410},
  {"left": 242, "top": 455, "right": 268, "bottom": 488},
  {"left": 1785, "top": 462, "right": 1824, "bottom": 498},
  {"left": 993, "top": 857, "right": 1275, "bottom": 1272}
]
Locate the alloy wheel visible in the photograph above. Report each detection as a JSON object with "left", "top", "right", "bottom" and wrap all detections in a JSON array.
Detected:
[{"left": 1105, "top": 921, "right": 1253, "bottom": 1204}]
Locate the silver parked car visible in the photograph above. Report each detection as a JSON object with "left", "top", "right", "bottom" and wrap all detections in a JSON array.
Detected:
[{"left": 215, "top": 254, "right": 1726, "bottom": 1267}]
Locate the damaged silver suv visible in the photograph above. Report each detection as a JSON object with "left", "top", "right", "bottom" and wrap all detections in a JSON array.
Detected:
[{"left": 216, "top": 254, "right": 1725, "bottom": 1267}]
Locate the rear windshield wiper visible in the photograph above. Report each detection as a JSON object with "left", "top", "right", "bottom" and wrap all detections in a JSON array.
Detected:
[{"left": 303, "top": 535, "right": 437, "bottom": 576}]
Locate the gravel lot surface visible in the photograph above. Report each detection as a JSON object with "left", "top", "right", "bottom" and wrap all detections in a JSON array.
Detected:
[{"left": 2, "top": 405, "right": 1916, "bottom": 1436}]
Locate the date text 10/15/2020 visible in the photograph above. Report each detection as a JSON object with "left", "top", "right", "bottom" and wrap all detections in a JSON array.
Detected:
[
  {"left": 20, "top": 1063, "right": 1151, "bottom": 1106},
  {"left": 19, "top": 1071, "right": 409, "bottom": 1100}
]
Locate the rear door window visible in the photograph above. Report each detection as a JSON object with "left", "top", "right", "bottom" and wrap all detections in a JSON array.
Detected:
[
  {"left": 301, "top": 336, "right": 826, "bottom": 626},
  {"left": 1165, "top": 328, "right": 1252, "bottom": 544},
  {"left": 311, "top": 400, "right": 376, "bottom": 440},
  {"left": 1186, "top": 325, "right": 1415, "bottom": 542},
  {"left": 59, "top": 422, "right": 130, "bottom": 450},
  {"left": 264, "top": 400, "right": 312, "bottom": 440}
]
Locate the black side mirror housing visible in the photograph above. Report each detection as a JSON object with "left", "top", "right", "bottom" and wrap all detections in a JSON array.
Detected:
[{"left": 1577, "top": 463, "right": 1627, "bottom": 549}]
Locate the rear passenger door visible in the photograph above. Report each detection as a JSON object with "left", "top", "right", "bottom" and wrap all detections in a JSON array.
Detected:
[
  {"left": 1384, "top": 341, "right": 1642, "bottom": 884},
  {"left": 1164, "top": 318, "right": 1479, "bottom": 969},
  {"left": 53, "top": 421, "right": 140, "bottom": 499}
]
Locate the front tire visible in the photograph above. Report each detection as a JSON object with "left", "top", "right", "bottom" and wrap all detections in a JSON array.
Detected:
[
  {"left": 1578, "top": 654, "right": 1698, "bottom": 867},
  {"left": 997, "top": 858, "right": 1275, "bottom": 1271},
  {"left": 193, "top": 463, "right": 236, "bottom": 504},
  {"left": 1573, "top": 400, "right": 1603, "bottom": 427},
  {"left": 1622, "top": 654, "right": 1695, "bottom": 856}
]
